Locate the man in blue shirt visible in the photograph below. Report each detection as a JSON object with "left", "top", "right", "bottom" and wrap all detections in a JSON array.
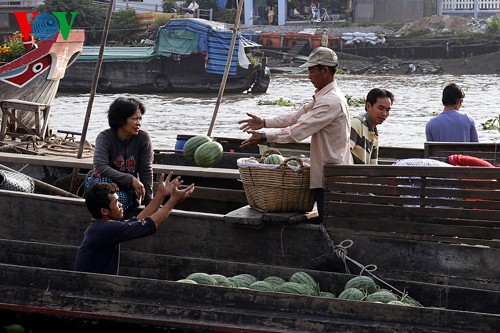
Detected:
[
  {"left": 425, "top": 83, "right": 478, "bottom": 142},
  {"left": 74, "top": 172, "right": 194, "bottom": 275}
]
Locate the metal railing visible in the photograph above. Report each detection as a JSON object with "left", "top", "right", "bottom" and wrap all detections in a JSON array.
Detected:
[
  {"left": 196, "top": 8, "right": 213, "bottom": 21},
  {"left": 439, "top": 0, "right": 500, "bottom": 18},
  {"left": 0, "top": 0, "right": 43, "bottom": 7}
]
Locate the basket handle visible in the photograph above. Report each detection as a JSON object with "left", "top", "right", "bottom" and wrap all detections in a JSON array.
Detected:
[
  {"left": 259, "top": 148, "right": 282, "bottom": 163},
  {"left": 281, "top": 157, "right": 305, "bottom": 171}
]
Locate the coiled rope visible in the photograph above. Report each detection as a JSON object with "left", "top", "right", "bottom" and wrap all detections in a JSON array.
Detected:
[
  {"left": 0, "top": 134, "right": 94, "bottom": 158},
  {"left": 319, "top": 224, "right": 412, "bottom": 299}
]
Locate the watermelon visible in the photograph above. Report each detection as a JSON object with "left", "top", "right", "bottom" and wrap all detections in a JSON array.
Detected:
[
  {"left": 364, "top": 290, "right": 398, "bottom": 303},
  {"left": 232, "top": 273, "right": 258, "bottom": 285},
  {"left": 276, "top": 282, "right": 315, "bottom": 296},
  {"left": 194, "top": 141, "right": 224, "bottom": 167},
  {"left": 263, "top": 276, "right": 286, "bottom": 289},
  {"left": 400, "top": 295, "right": 423, "bottom": 307},
  {"left": 210, "top": 274, "right": 232, "bottom": 287},
  {"left": 338, "top": 287, "right": 365, "bottom": 301},
  {"left": 183, "top": 135, "right": 212, "bottom": 162},
  {"left": 176, "top": 279, "right": 198, "bottom": 284},
  {"left": 249, "top": 281, "right": 275, "bottom": 292},
  {"left": 185, "top": 272, "right": 217, "bottom": 285},
  {"left": 264, "top": 154, "right": 285, "bottom": 165},
  {"left": 344, "top": 276, "right": 379, "bottom": 294},
  {"left": 290, "top": 271, "right": 320, "bottom": 295},
  {"left": 319, "top": 291, "right": 336, "bottom": 298}
]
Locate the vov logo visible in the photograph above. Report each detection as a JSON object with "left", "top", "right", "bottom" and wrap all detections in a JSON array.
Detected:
[{"left": 13, "top": 11, "right": 78, "bottom": 41}]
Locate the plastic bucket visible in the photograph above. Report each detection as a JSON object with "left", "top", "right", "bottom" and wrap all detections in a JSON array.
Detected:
[{"left": 174, "top": 134, "right": 195, "bottom": 151}]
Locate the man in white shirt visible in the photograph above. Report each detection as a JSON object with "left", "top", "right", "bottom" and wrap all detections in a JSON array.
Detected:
[
  {"left": 239, "top": 47, "right": 352, "bottom": 220},
  {"left": 180, "top": 0, "right": 199, "bottom": 14}
]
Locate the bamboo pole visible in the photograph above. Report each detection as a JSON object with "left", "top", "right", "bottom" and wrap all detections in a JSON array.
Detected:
[
  {"left": 69, "top": 0, "right": 115, "bottom": 193},
  {"left": 207, "top": 0, "right": 245, "bottom": 137},
  {"left": 0, "top": 163, "right": 79, "bottom": 198}
]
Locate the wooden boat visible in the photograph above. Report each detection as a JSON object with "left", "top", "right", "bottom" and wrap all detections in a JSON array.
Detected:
[
  {"left": 58, "top": 18, "right": 270, "bottom": 94},
  {"left": 0, "top": 30, "right": 85, "bottom": 134},
  {"left": 0, "top": 150, "right": 498, "bottom": 292},
  {"left": 0, "top": 30, "right": 84, "bottom": 104},
  {"left": 0, "top": 239, "right": 499, "bottom": 332},
  {"left": 0, "top": 141, "right": 499, "bottom": 293}
]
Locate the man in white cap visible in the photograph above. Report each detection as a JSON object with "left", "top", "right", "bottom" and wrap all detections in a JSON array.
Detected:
[{"left": 239, "top": 47, "right": 352, "bottom": 220}]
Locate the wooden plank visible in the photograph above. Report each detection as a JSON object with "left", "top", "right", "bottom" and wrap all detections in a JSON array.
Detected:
[
  {"left": 327, "top": 192, "right": 500, "bottom": 210},
  {"left": 323, "top": 213, "right": 500, "bottom": 244},
  {"left": 324, "top": 165, "right": 500, "bottom": 178},
  {"left": 0, "top": 152, "right": 240, "bottom": 179},
  {"left": 424, "top": 142, "right": 500, "bottom": 164},
  {"left": 190, "top": 186, "right": 246, "bottom": 203},
  {"left": 325, "top": 199, "right": 500, "bottom": 223},
  {"left": 223, "top": 205, "right": 317, "bottom": 226}
]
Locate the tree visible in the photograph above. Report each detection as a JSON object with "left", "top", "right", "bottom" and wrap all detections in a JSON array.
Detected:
[
  {"left": 37, "top": 0, "right": 106, "bottom": 44},
  {"left": 162, "top": 0, "right": 178, "bottom": 13},
  {"left": 110, "top": 8, "right": 140, "bottom": 44}
]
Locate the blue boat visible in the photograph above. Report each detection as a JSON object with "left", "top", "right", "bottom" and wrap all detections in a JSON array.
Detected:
[{"left": 59, "top": 18, "right": 270, "bottom": 94}]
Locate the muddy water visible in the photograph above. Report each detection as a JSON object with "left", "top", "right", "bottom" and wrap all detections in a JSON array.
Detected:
[{"left": 51, "top": 73, "right": 500, "bottom": 149}]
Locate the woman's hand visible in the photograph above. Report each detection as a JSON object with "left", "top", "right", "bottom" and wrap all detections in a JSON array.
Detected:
[
  {"left": 238, "top": 113, "right": 265, "bottom": 132},
  {"left": 131, "top": 177, "right": 145, "bottom": 202}
]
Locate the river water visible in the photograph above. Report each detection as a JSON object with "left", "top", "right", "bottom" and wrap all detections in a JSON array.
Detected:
[{"left": 51, "top": 73, "right": 500, "bottom": 150}]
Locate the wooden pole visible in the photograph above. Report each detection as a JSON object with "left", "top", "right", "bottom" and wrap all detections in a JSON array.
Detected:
[
  {"left": 69, "top": 0, "right": 115, "bottom": 193},
  {"left": 207, "top": 0, "right": 245, "bottom": 137},
  {"left": 0, "top": 163, "right": 79, "bottom": 198}
]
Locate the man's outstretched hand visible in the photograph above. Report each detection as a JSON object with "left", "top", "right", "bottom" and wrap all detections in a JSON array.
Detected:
[{"left": 238, "top": 113, "right": 265, "bottom": 132}]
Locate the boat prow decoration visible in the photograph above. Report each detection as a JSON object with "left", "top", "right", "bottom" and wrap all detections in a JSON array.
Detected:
[{"left": 0, "top": 30, "right": 85, "bottom": 104}]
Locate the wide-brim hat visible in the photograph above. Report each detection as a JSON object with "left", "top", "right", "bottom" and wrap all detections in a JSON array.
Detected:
[{"left": 299, "top": 47, "right": 339, "bottom": 68}]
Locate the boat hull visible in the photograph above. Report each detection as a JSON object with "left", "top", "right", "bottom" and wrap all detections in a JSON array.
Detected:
[
  {"left": 0, "top": 240, "right": 499, "bottom": 332},
  {"left": 0, "top": 188, "right": 498, "bottom": 291},
  {"left": 59, "top": 52, "right": 269, "bottom": 94},
  {"left": 0, "top": 30, "right": 85, "bottom": 134}
]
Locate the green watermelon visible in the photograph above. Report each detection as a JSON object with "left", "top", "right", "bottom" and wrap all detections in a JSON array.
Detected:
[
  {"left": 290, "top": 271, "right": 320, "bottom": 294},
  {"left": 338, "top": 287, "right": 365, "bottom": 301},
  {"left": 185, "top": 272, "right": 217, "bottom": 285},
  {"left": 344, "top": 276, "right": 379, "bottom": 294},
  {"left": 264, "top": 154, "right": 285, "bottom": 165},
  {"left": 183, "top": 135, "right": 212, "bottom": 162},
  {"left": 364, "top": 290, "right": 398, "bottom": 303},
  {"left": 194, "top": 141, "right": 224, "bottom": 167}
]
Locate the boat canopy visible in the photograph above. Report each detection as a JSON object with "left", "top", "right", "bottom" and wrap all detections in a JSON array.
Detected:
[
  {"left": 76, "top": 46, "right": 156, "bottom": 62},
  {"left": 156, "top": 18, "right": 261, "bottom": 75}
]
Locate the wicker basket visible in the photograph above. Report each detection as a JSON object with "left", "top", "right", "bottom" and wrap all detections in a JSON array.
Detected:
[{"left": 237, "top": 153, "right": 315, "bottom": 213}]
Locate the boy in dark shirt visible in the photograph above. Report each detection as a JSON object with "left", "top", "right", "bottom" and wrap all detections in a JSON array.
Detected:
[{"left": 74, "top": 172, "right": 194, "bottom": 275}]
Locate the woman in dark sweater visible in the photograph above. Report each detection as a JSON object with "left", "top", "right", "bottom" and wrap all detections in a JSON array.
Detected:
[{"left": 86, "top": 97, "right": 153, "bottom": 210}]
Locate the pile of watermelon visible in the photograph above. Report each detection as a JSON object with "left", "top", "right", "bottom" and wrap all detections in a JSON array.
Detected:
[
  {"left": 183, "top": 135, "right": 223, "bottom": 167},
  {"left": 177, "top": 271, "right": 335, "bottom": 298},
  {"left": 177, "top": 271, "right": 424, "bottom": 307},
  {"left": 338, "top": 275, "right": 424, "bottom": 307}
]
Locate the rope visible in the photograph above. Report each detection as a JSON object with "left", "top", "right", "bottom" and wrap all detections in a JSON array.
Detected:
[
  {"left": 1, "top": 134, "right": 94, "bottom": 157},
  {"left": 319, "top": 224, "right": 411, "bottom": 299}
]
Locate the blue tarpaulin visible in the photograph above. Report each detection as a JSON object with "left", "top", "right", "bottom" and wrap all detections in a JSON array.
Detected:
[
  {"left": 215, "top": 0, "right": 228, "bottom": 9},
  {"left": 156, "top": 18, "right": 260, "bottom": 76}
]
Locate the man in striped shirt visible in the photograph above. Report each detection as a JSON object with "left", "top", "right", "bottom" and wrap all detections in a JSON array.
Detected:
[{"left": 350, "top": 88, "right": 394, "bottom": 164}]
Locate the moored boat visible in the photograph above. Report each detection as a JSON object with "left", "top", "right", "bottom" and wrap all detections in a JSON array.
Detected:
[
  {"left": 0, "top": 30, "right": 85, "bottom": 135},
  {"left": 0, "top": 239, "right": 499, "bottom": 332},
  {"left": 0, "top": 150, "right": 498, "bottom": 292},
  {"left": 58, "top": 18, "right": 270, "bottom": 94}
]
